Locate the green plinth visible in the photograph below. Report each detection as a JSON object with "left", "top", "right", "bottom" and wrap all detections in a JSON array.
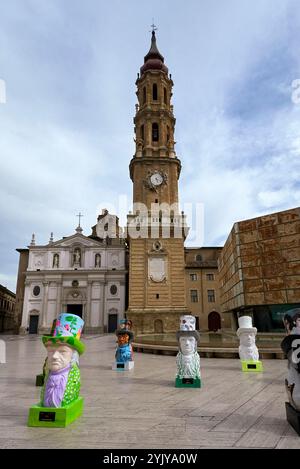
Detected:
[
  {"left": 175, "top": 377, "right": 201, "bottom": 388},
  {"left": 35, "top": 374, "right": 45, "bottom": 387},
  {"left": 28, "top": 397, "right": 84, "bottom": 428},
  {"left": 241, "top": 360, "right": 263, "bottom": 372}
]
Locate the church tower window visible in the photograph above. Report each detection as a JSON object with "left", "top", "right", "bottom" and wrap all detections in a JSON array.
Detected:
[
  {"left": 143, "top": 86, "right": 146, "bottom": 104},
  {"left": 152, "top": 123, "right": 159, "bottom": 142},
  {"left": 152, "top": 83, "right": 158, "bottom": 100},
  {"left": 164, "top": 87, "right": 167, "bottom": 104},
  {"left": 140, "top": 124, "right": 144, "bottom": 140}
]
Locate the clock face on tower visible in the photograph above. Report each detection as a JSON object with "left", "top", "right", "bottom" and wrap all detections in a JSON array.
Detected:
[{"left": 150, "top": 172, "right": 163, "bottom": 186}]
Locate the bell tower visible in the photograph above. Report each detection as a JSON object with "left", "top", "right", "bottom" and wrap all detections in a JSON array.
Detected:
[{"left": 126, "top": 30, "right": 189, "bottom": 334}]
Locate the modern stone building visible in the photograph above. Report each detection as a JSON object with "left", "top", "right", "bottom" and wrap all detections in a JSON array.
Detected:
[
  {"left": 16, "top": 211, "right": 127, "bottom": 335},
  {"left": 0, "top": 284, "right": 16, "bottom": 333},
  {"left": 185, "top": 247, "right": 231, "bottom": 331},
  {"left": 218, "top": 207, "right": 300, "bottom": 331}
]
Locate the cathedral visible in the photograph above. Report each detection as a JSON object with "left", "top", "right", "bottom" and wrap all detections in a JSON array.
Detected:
[
  {"left": 16, "top": 211, "right": 127, "bottom": 334},
  {"left": 15, "top": 31, "right": 299, "bottom": 337}
]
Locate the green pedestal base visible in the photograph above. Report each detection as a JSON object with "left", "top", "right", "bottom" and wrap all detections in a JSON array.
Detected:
[
  {"left": 241, "top": 360, "right": 263, "bottom": 372},
  {"left": 175, "top": 377, "right": 201, "bottom": 388},
  {"left": 28, "top": 397, "right": 84, "bottom": 428},
  {"left": 35, "top": 374, "right": 45, "bottom": 387}
]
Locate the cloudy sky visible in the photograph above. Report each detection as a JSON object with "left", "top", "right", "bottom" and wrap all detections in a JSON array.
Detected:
[{"left": 0, "top": 0, "right": 300, "bottom": 292}]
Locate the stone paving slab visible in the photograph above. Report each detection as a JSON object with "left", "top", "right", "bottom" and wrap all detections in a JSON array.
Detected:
[{"left": 0, "top": 334, "right": 299, "bottom": 449}]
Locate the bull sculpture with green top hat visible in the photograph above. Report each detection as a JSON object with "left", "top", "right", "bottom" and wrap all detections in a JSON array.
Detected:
[{"left": 28, "top": 313, "right": 85, "bottom": 428}]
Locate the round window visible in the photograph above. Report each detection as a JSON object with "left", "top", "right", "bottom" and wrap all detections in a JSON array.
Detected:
[
  {"left": 72, "top": 280, "right": 79, "bottom": 288},
  {"left": 153, "top": 241, "right": 162, "bottom": 251},
  {"left": 33, "top": 286, "right": 40, "bottom": 297},
  {"left": 110, "top": 285, "right": 117, "bottom": 295}
]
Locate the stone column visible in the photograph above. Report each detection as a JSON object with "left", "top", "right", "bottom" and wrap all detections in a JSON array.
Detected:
[
  {"left": 101, "top": 282, "right": 105, "bottom": 332},
  {"left": 86, "top": 280, "right": 92, "bottom": 329},
  {"left": 20, "top": 281, "right": 30, "bottom": 333},
  {"left": 56, "top": 282, "right": 62, "bottom": 316},
  {"left": 120, "top": 280, "right": 126, "bottom": 319},
  {"left": 41, "top": 281, "right": 49, "bottom": 329}
]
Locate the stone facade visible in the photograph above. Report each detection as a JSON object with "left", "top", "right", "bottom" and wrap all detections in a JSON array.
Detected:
[
  {"left": 17, "top": 214, "right": 127, "bottom": 335},
  {"left": 128, "top": 237, "right": 187, "bottom": 335},
  {"left": 0, "top": 284, "right": 16, "bottom": 333},
  {"left": 185, "top": 247, "right": 231, "bottom": 330},
  {"left": 218, "top": 207, "right": 300, "bottom": 331}
]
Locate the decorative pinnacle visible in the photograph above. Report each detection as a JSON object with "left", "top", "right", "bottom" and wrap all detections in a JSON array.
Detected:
[
  {"left": 76, "top": 212, "right": 83, "bottom": 234},
  {"left": 77, "top": 212, "right": 83, "bottom": 227},
  {"left": 30, "top": 233, "right": 35, "bottom": 246}
]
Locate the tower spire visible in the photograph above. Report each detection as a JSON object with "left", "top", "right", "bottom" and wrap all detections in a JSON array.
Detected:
[{"left": 144, "top": 28, "right": 164, "bottom": 64}]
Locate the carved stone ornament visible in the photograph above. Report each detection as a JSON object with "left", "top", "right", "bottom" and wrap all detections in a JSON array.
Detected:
[{"left": 148, "top": 256, "right": 166, "bottom": 282}]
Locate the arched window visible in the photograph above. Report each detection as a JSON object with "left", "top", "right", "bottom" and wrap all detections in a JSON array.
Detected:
[
  {"left": 196, "top": 254, "right": 202, "bottom": 262},
  {"left": 152, "top": 123, "right": 159, "bottom": 142},
  {"left": 166, "top": 126, "right": 170, "bottom": 143},
  {"left": 143, "top": 87, "right": 146, "bottom": 104},
  {"left": 140, "top": 125, "right": 144, "bottom": 140},
  {"left": 164, "top": 87, "right": 167, "bottom": 104},
  {"left": 152, "top": 83, "right": 158, "bottom": 100},
  {"left": 170, "top": 209, "right": 174, "bottom": 223}
]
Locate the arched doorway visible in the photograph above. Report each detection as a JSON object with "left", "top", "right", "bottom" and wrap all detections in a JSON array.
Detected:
[
  {"left": 29, "top": 315, "right": 39, "bottom": 334},
  {"left": 108, "top": 313, "right": 118, "bottom": 333},
  {"left": 154, "top": 319, "right": 163, "bottom": 333},
  {"left": 208, "top": 311, "right": 221, "bottom": 332}
]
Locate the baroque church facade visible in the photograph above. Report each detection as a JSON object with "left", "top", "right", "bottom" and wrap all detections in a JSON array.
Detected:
[{"left": 17, "top": 211, "right": 127, "bottom": 335}]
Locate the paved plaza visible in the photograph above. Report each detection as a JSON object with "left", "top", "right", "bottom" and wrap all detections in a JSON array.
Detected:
[{"left": 0, "top": 334, "right": 299, "bottom": 449}]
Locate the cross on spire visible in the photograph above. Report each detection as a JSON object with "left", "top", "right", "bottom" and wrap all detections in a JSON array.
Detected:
[
  {"left": 150, "top": 20, "right": 158, "bottom": 33},
  {"left": 77, "top": 212, "right": 83, "bottom": 227}
]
